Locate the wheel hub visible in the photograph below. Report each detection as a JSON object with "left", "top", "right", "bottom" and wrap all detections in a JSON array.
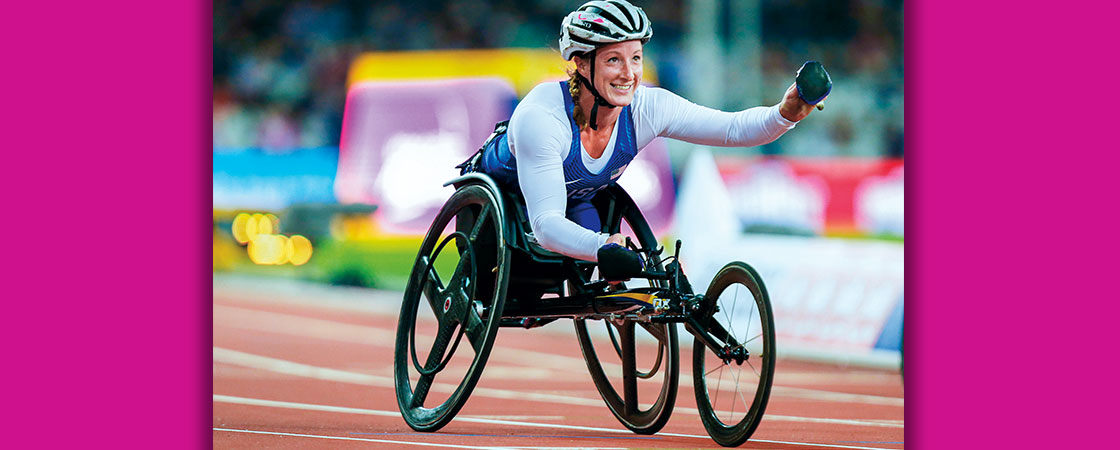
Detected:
[{"left": 718, "top": 345, "right": 748, "bottom": 365}]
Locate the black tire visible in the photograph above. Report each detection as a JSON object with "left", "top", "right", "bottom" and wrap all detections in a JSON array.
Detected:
[
  {"left": 573, "top": 186, "right": 679, "bottom": 434},
  {"left": 394, "top": 184, "right": 510, "bottom": 432},
  {"left": 692, "top": 262, "right": 775, "bottom": 447}
]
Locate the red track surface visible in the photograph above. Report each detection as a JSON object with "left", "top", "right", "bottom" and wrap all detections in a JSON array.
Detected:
[{"left": 214, "top": 277, "right": 903, "bottom": 449}]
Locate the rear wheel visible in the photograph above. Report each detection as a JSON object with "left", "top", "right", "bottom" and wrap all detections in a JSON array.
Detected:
[
  {"left": 692, "top": 262, "right": 776, "bottom": 447},
  {"left": 393, "top": 184, "right": 509, "bottom": 432},
  {"left": 573, "top": 186, "right": 679, "bottom": 434}
]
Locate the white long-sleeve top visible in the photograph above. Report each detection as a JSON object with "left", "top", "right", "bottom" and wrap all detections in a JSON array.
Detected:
[{"left": 506, "top": 82, "right": 797, "bottom": 261}]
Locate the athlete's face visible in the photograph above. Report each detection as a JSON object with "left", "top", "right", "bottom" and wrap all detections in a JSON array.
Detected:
[{"left": 577, "top": 40, "right": 643, "bottom": 106}]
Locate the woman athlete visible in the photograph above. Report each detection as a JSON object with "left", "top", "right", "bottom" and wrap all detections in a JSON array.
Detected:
[{"left": 477, "top": 0, "right": 821, "bottom": 265}]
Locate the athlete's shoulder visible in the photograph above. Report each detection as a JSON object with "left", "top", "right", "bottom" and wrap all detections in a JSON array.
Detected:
[
  {"left": 522, "top": 81, "right": 567, "bottom": 106},
  {"left": 633, "top": 84, "right": 676, "bottom": 103},
  {"left": 632, "top": 84, "right": 662, "bottom": 110},
  {"left": 508, "top": 81, "right": 572, "bottom": 155},
  {"left": 632, "top": 84, "right": 692, "bottom": 114},
  {"left": 512, "top": 82, "right": 569, "bottom": 125}
]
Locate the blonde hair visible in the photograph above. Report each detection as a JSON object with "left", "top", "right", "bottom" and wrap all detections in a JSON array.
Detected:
[{"left": 567, "top": 69, "right": 587, "bottom": 130}]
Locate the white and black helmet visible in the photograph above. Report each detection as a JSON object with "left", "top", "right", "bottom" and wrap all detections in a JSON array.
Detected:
[{"left": 560, "top": 0, "right": 653, "bottom": 61}]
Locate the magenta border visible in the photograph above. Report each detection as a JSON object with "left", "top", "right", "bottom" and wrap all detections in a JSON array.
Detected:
[
  {"left": 910, "top": 1, "right": 1116, "bottom": 448},
  {"left": 8, "top": 1, "right": 208, "bottom": 447},
  {"left": 15, "top": 0, "right": 1115, "bottom": 447}
]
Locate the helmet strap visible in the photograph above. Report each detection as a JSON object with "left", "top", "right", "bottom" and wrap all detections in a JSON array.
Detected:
[{"left": 575, "top": 50, "right": 616, "bottom": 131}]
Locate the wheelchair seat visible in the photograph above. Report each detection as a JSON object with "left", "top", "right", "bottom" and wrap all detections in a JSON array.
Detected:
[
  {"left": 444, "top": 172, "right": 594, "bottom": 306},
  {"left": 448, "top": 172, "right": 580, "bottom": 263}
]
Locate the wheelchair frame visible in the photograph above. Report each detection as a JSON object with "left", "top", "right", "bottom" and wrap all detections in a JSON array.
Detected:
[{"left": 393, "top": 173, "right": 776, "bottom": 447}]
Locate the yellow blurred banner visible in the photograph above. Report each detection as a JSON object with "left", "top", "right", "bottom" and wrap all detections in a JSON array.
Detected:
[{"left": 347, "top": 48, "right": 657, "bottom": 97}]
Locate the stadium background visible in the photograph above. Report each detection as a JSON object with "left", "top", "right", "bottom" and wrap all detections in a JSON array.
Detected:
[{"left": 213, "top": 0, "right": 903, "bottom": 369}]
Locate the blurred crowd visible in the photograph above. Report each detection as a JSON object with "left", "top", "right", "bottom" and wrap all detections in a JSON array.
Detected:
[{"left": 214, "top": 0, "right": 902, "bottom": 158}]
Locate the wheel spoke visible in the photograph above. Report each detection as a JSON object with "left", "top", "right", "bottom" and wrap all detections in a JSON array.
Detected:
[
  {"left": 746, "top": 358, "right": 761, "bottom": 379},
  {"left": 445, "top": 258, "right": 469, "bottom": 296},
  {"left": 619, "top": 322, "right": 638, "bottom": 416},
  {"left": 410, "top": 373, "right": 435, "bottom": 409},
  {"left": 742, "top": 332, "right": 763, "bottom": 346},
  {"left": 732, "top": 366, "right": 751, "bottom": 420},
  {"left": 470, "top": 202, "right": 492, "bottom": 240},
  {"left": 411, "top": 320, "right": 456, "bottom": 408},
  {"left": 421, "top": 256, "right": 446, "bottom": 319},
  {"left": 601, "top": 198, "right": 617, "bottom": 233},
  {"left": 426, "top": 321, "right": 458, "bottom": 367},
  {"left": 745, "top": 292, "right": 755, "bottom": 343},
  {"left": 462, "top": 301, "right": 487, "bottom": 352},
  {"left": 721, "top": 285, "right": 739, "bottom": 343},
  {"left": 713, "top": 360, "right": 725, "bottom": 420},
  {"left": 729, "top": 374, "right": 736, "bottom": 421}
]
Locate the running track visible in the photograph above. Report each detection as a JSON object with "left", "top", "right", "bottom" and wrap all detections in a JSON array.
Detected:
[{"left": 214, "top": 275, "right": 903, "bottom": 449}]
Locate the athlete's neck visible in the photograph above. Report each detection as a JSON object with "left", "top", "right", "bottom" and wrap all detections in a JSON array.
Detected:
[{"left": 575, "top": 88, "right": 623, "bottom": 133}]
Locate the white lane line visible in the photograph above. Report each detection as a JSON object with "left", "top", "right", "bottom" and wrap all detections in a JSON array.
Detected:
[
  {"left": 213, "top": 427, "right": 622, "bottom": 449},
  {"left": 214, "top": 304, "right": 393, "bottom": 345},
  {"left": 463, "top": 415, "right": 568, "bottom": 421},
  {"left": 771, "top": 386, "right": 904, "bottom": 407},
  {"left": 214, "top": 395, "right": 896, "bottom": 450},
  {"left": 214, "top": 305, "right": 594, "bottom": 375},
  {"left": 216, "top": 394, "right": 396, "bottom": 416},
  {"left": 213, "top": 347, "right": 604, "bottom": 407},
  {"left": 214, "top": 275, "right": 403, "bottom": 316},
  {"left": 673, "top": 404, "right": 904, "bottom": 429},
  {"left": 214, "top": 348, "right": 901, "bottom": 428},
  {"left": 215, "top": 306, "right": 904, "bottom": 407}
]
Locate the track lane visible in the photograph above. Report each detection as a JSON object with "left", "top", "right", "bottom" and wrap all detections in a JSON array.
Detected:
[{"left": 214, "top": 278, "right": 903, "bottom": 449}]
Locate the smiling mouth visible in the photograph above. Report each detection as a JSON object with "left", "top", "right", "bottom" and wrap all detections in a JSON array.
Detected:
[{"left": 610, "top": 83, "right": 633, "bottom": 92}]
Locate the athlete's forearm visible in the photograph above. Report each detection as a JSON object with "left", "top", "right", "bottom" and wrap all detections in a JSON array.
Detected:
[{"left": 640, "top": 87, "right": 797, "bottom": 147}]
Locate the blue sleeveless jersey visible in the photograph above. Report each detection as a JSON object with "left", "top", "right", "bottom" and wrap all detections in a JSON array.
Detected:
[{"left": 481, "top": 81, "right": 639, "bottom": 202}]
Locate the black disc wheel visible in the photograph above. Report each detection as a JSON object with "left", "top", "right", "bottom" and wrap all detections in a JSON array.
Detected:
[
  {"left": 692, "top": 262, "right": 776, "bottom": 447},
  {"left": 573, "top": 186, "right": 679, "bottom": 434},
  {"left": 394, "top": 184, "right": 510, "bottom": 432}
]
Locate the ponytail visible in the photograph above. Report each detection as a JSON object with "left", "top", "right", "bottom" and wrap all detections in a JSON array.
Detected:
[{"left": 567, "top": 69, "right": 587, "bottom": 130}]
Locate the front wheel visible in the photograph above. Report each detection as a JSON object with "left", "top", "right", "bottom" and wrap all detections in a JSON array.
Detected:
[
  {"left": 393, "top": 184, "right": 509, "bottom": 432},
  {"left": 692, "top": 262, "right": 776, "bottom": 447}
]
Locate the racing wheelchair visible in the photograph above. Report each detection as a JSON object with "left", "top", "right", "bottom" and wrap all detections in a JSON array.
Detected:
[{"left": 392, "top": 171, "right": 776, "bottom": 447}]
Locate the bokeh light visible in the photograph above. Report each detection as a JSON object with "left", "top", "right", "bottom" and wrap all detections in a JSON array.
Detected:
[
  {"left": 253, "top": 213, "right": 271, "bottom": 236},
  {"left": 231, "top": 213, "right": 251, "bottom": 244},
  {"left": 248, "top": 233, "right": 286, "bottom": 265},
  {"left": 274, "top": 234, "right": 291, "bottom": 264},
  {"left": 265, "top": 213, "right": 280, "bottom": 233},
  {"left": 231, "top": 212, "right": 313, "bottom": 265},
  {"left": 245, "top": 214, "right": 260, "bottom": 241},
  {"left": 288, "top": 235, "right": 313, "bottom": 265}
]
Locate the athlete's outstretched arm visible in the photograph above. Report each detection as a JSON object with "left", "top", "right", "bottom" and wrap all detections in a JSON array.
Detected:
[
  {"left": 508, "top": 104, "right": 608, "bottom": 262},
  {"left": 634, "top": 86, "right": 797, "bottom": 148}
]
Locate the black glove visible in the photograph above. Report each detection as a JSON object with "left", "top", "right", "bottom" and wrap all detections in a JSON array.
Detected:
[
  {"left": 597, "top": 243, "right": 644, "bottom": 281},
  {"left": 795, "top": 61, "right": 832, "bottom": 105}
]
